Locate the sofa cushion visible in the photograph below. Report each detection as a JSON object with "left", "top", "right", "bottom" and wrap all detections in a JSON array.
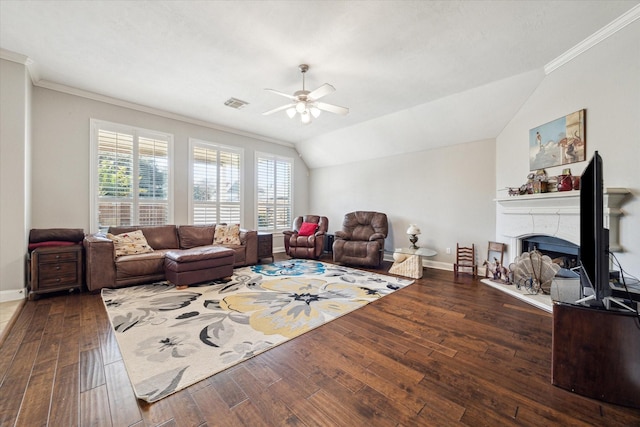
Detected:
[
  {"left": 107, "top": 230, "right": 154, "bottom": 257},
  {"left": 178, "top": 225, "right": 215, "bottom": 249},
  {"left": 109, "top": 225, "right": 179, "bottom": 249},
  {"left": 166, "top": 246, "right": 234, "bottom": 263},
  {"left": 214, "top": 224, "right": 241, "bottom": 245},
  {"left": 213, "top": 243, "right": 245, "bottom": 265},
  {"left": 115, "top": 250, "right": 167, "bottom": 280}
]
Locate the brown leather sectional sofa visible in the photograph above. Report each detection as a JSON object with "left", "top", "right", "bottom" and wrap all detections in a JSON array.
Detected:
[{"left": 83, "top": 224, "right": 257, "bottom": 291}]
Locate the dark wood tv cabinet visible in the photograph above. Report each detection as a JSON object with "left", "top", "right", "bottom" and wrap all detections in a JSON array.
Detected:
[{"left": 552, "top": 302, "right": 640, "bottom": 409}]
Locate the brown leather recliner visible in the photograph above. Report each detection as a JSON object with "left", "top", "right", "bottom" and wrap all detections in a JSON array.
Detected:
[
  {"left": 333, "top": 211, "right": 388, "bottom": 267},
  {"left": 283, "top": 215, "right": 328, "bottom": 259}
]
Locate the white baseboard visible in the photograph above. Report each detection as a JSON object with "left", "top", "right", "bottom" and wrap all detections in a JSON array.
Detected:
[
  {"left": 382, "top": 254, "right": 489, "bottom": 274},
  {"left": 0, "top": 288, "right": 27, "bottom": 303},
  {"left": 423, "top": 260, "right": 452, "bottom": 271}
]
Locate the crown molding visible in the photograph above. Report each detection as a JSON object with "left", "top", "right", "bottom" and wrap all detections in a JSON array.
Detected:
[
  {"left": 1, "top": 48, "right": 41, "bottom": 84},
  {"left": 545, "top": 4, "right": 640, "bottom": 75},
  {"left": 34, "top": 79, "right": 294, "bottom": 148},
  {"left": 1, "top": 47, "right": 292, "bottom": 147},
  {"left": 0, "top": 48, "right": 29, "bottom": 64}
]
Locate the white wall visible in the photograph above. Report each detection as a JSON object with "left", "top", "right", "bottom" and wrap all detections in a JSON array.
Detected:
[
  {"left": 496, "top": 21, "right": 640, "bottom": 278},
  {"left": 310, "top": 138, "right": 496, "bottom": 268},
  {"left": 30, "top": 87, "right": 309, "bottom": 234},
  {"left": 0, "top": 58, "right": 30, "bottom": 300}
]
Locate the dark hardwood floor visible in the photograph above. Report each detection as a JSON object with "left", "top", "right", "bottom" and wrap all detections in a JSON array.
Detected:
[{"left": 1, "top": 255, "right": 639, "bottom": 426}]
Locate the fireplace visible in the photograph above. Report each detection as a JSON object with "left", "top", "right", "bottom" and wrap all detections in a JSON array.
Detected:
[
  {"left": 496, "top": 188, "right": 629, "bottom": 267},
  {"left": 520, "top": 234, "right": 579, "bottom": 277}
]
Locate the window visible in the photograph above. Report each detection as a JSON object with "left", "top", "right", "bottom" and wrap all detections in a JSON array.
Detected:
[
  {"left": 189, "top": 139, "right": 243, "bottom": 225},
  {"left": 256, "top": 153, "right": 293, "bottom": 232},
  {"left": 90, "top": 120, "right": 173, "bottom": 232}
]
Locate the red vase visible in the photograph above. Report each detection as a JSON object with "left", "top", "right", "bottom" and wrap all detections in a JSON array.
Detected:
[{"left": 557, "top": 175, "right": 573, "bottom": 192}]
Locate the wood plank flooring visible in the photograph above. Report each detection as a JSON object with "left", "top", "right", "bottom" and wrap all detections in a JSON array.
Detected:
[{"left": 1, "top": 256, "right": 639, "bottom": 426}]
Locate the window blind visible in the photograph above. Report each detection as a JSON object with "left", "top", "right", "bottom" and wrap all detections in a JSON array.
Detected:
[
  {"left": 256, "top": 154, "right": 292, "bottom": 232},
  {"left": 190, "top": 140, "right": 242, "bottom": 225},
  {"left": 93, "top": 121, "right": 172, "bottom": 231}
]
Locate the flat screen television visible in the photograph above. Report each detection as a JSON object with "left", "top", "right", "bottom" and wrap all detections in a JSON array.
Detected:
[{"left": 579, "top": 151, "right": 611, "bottom": 305}]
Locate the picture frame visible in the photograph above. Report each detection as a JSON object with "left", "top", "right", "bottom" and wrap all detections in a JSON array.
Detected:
[{"left": 529, "top": 109, "right": 585, "bottom": 171}]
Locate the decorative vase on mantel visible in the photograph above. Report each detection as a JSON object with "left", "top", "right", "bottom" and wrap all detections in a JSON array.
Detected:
[{"left": 557, "top": 169, "right": 573, "bottom": 192}]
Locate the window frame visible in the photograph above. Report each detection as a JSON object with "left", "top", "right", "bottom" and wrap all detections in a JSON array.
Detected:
[
  {"left": 255, "top": 152, "right": 294, "bottom": 233},
  {"left": 188, "top": 138, "right": 244, "bottom": 225},
  {"left": 89, "top": 119, "right": 174, "bottom": 232}
]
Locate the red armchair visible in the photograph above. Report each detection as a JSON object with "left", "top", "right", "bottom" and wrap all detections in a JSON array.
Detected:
[{"left": 283, "top": 215, "right": 329, "bottom": 259}]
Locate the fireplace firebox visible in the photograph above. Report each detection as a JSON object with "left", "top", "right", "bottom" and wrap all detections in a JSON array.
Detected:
[{"left": 521, "top": 235, "right": 579, "bottom": 276}]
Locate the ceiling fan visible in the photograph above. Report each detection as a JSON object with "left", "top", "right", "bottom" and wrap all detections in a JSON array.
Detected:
[{"left": 263, "top": 64, "right": 349, "bottom": 124}]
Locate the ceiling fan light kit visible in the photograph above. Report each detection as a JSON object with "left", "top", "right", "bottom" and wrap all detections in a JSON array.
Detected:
[{"left": 263, "top": 64, "right": 349, "bottom": 125}]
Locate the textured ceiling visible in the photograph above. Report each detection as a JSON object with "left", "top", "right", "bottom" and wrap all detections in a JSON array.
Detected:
[{"left": 1, "top": 1, "right": 638, "bottom": 167}]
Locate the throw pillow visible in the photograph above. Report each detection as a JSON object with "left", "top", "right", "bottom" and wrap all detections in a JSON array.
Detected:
[
  {"left": 107, "top": 230, "right": 154, "bottom": 257},
  {"left": 298, "top": 222, "right": 318, "bottom": 236},
  {"left": 214, "top": 224, "right": 241, "bottom": 245}
]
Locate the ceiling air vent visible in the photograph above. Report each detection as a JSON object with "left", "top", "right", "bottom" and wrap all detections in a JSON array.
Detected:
[{"left": 224, "top": 97, "right": 249, "bottom": 109}]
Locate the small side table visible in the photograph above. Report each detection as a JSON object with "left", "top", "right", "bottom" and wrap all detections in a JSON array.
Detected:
[
  {"left": 324, "top": 233, "right": 335, "bottom": 254},
  {"left": 388, "top": 247, "right": 437, "bottom": 279},
  {"left": 29, "top": 245, "right": 83, "bottom": 299},
  {"left": 257, "top": 232, "right": 274, "bottom": 262}
]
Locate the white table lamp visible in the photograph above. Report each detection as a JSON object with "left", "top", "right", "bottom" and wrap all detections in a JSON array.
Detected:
[{"left": 406, "top": 224, "right": 421, "bottom": 249}]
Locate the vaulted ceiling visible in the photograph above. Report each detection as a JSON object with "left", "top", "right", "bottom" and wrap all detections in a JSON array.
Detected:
[{"left": 1, "top": 1, "right": 638, "bottom": 167}]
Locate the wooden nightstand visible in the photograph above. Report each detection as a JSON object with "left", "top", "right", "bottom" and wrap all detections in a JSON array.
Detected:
[
  {"left": 257, "top": 232, "right": 274, "bottom": 262},
  {"left": 29, "top": 245, "right": 83, "bottom": 299}
]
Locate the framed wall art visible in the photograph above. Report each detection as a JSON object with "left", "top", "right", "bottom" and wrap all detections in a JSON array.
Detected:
[{"left": 529, "top": 109, "right": 585, "bottom": 171}]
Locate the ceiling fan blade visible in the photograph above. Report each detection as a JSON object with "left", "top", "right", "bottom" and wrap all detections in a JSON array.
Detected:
[
  {"left": 265, "top": 88, "right": 296, "bottom": 100},
  {"left": 263, "top": 103, "right": 295, "bottom": 116},
  {"left": 308, "top": 83, "right": 335, "bottom": 101},
  {"left": 316, "top": 102, "right": 349, "bottom": 116}
]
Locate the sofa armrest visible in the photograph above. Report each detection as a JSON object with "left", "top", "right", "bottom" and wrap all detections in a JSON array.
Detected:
[
  {"left": 83, "top": 234, "right": 116, "bottom": 292},
  {"left": 369, "top": 233, "right": 386, "bottom": 241},
  {"left": 240, "top": 229, "right": 258, "bottom": 265},
  {"left": 335, "top": 230, "right": 350, "bottom": 240}
]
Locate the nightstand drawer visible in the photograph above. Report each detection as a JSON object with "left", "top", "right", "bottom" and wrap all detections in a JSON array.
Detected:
[
  {"left": 39, "top": 251, "right": 78, "bottom": 263},
  {"left": 40, "top": 261, "right": 77, "bottom": 277},
  {"left": 39, "top": 271, "right": 78, "bottom": 288}
]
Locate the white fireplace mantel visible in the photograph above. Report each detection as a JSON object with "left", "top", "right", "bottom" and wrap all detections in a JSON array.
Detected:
[{"left": 496, "top": 187, "right": 630, "bottom": 260}]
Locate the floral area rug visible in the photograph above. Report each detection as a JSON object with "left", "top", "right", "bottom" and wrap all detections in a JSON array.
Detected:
[{"left": 101, "top": 259, "right": 413, "bottom": 402}]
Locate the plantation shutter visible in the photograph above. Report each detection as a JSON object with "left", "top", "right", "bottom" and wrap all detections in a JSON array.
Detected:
[
  {"left": 97, "top": 129, "right": 134, "bottom": 227},
  {"left": 192, "top": 145, "right": 218, "bottom": 224},
  {"left": 256, "top": 154, "right": 292, "bottom": 232},
  {"left": 218, "top": 149, "right": 241, "bottom": 224},
  {"left": 93, "top": 120, "right": 172, "bottom": 231},
  {"left": 138, "top": 136, "right": 169, "bottom": 225},
  {"left": 190, "top": 140, "right": 242, "bottom": 225}
]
